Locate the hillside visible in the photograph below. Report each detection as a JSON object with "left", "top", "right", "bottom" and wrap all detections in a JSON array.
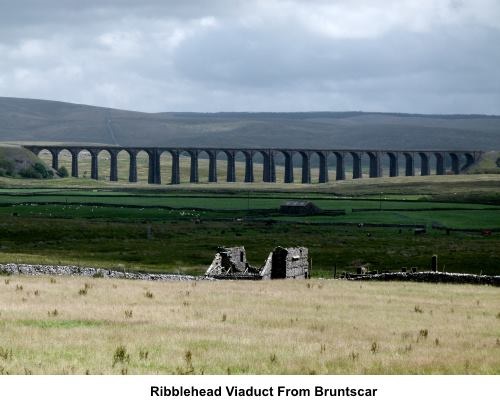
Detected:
[
  {"left": 0, "top": 144, "right": 55, "bottom": 178},
  {"left": 466, "top": 151, "right": 500, "bottom": 174},
  {"left": 1, "top": 97, "right": 500, "bottom": 149}
]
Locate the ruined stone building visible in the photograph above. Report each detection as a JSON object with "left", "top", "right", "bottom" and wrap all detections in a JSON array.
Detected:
[{"left": 205, "top": 246, "right": 309, "bottom": 280}]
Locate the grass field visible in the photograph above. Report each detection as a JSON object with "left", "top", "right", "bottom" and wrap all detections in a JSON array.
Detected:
[
  {"left": 1, "top": 169, "right": 499, "bottom": 201},
  {"left": 0, "top": 275, "right": 498, "bottom": 375},
  {"left": 0, "top": 176, "right": 499, "bottom": 276},
  {"left": 0, "top": 215, "right": 499, "bottom": 276}
]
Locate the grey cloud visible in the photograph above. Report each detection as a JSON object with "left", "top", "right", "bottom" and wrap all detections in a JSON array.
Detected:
[
  {"left": 173, "top": 23, "right": 500, "bottom": 86},
  {"left": 0, "top": 1, "right": 242, "bottom": 25},
  {"left": 0, "top": 0, "right": 498, "bottom": 113}
]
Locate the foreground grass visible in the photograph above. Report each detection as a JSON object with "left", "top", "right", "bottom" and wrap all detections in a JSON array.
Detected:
[{"left": 0, "top": 276, "right": 498, "bottom": 374}]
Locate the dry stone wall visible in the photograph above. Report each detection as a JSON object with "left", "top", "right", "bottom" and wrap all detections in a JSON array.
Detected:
[
  {"left": 346, "top": 271, "right": 499, "bottom": 286},
  {"left": 0, "top": 263, "right": 199, "bottom": 281}
]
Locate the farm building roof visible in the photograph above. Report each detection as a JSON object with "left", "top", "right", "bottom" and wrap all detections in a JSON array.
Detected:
[{"left": 281, "top": 201, "right": 313, "bottom": 207}]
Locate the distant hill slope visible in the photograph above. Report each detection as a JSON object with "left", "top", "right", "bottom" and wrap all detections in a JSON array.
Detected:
[
  {"left": 467, "top": 151, "right": 500, "bottom": 174},
  {"left": 1, "top": 97, "right": 499, "bottom": 149},
  {"left": 0, "top": 144, "right": 54, "bottom": 177}
]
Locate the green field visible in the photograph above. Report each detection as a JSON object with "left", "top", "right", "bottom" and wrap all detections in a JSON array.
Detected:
[
  {"left": 1, "top": 194, "right": 500, "bottom": 229},
  {"left": 0, "top": 176, "right": 499, "bottom": 276}
]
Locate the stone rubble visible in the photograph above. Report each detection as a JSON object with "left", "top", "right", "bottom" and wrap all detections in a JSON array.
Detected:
[{"left": 0, "top": 263, "right": 203, "bottom": 282}]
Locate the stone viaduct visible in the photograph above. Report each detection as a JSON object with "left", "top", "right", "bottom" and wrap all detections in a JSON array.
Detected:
[{"left": 23, "top": 145, "right": 482, "bottom": 184}]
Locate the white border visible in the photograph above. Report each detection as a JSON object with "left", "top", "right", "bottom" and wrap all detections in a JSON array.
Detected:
[{"left": 0, "top": 375, "right": 498, "bottom": 405}]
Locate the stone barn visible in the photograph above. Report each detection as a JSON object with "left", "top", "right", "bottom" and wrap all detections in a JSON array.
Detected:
[
  {"left": 279, "top": 201, "right": 321, "bottom": 215},
  {"left": 260, "top": 246, "right": 309, "bottom": 279},
  {"left": 205, "top": 246, "right": 309, "bottom": 280}
]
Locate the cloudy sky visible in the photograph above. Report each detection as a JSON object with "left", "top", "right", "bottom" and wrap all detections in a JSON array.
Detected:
[{"left": 1, "top": 0, "right": 499, "bottom": 113}]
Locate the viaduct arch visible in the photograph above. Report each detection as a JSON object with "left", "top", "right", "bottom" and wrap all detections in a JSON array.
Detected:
[{"left": 26, "top": 145, "right": 483, "bottom": 185}]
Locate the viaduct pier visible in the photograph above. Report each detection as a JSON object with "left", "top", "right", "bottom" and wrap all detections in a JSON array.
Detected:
[{"left": 23, "top": 145, "right": 482, "bottom": 185}]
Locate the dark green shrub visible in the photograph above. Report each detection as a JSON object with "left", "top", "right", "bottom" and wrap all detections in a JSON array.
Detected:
[
  {"left": 33, "top": 162, "right": 53, "bottom": 178},
  {"left": 19, "top": 166, "right": 42, "bottom": 179},
  {"left": 112, "top": 346, "right": 129, "bottom": 367},
  {"left": 58, "top": 166, "right": 69, "bottom": 177},
  {"left": 19, "top": 163, "right": 53, "bottom": 179},
  {"left": 0, "top": 159, "right": 14, "bottom": 176}
]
